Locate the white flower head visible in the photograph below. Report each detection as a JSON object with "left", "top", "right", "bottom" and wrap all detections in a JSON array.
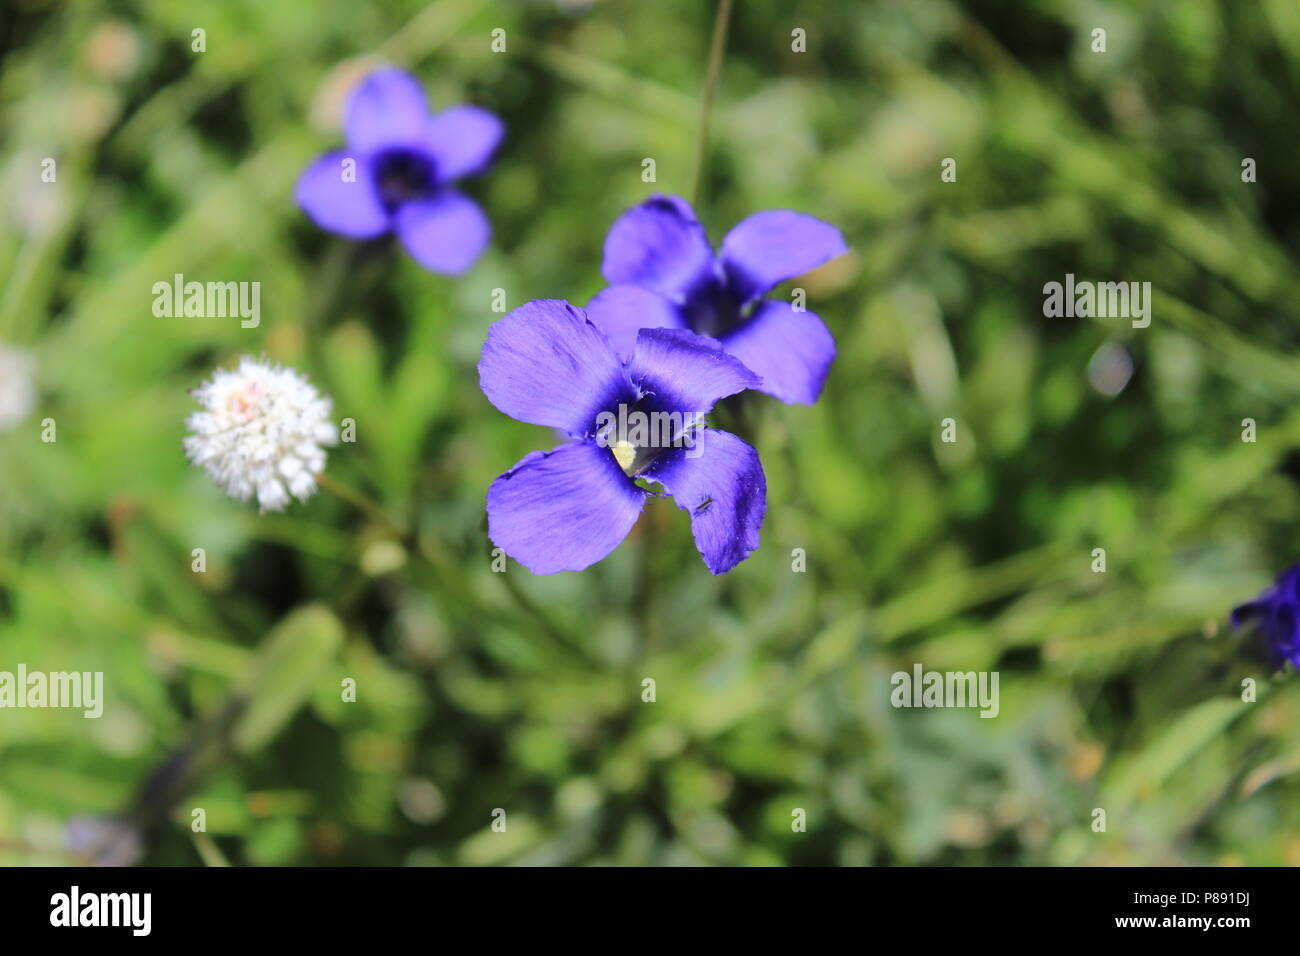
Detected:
[
  {"left": 184, "top": 356, "right": 339, "bottom": 512},
  {"left": 0, "top": 345, "right": 36, "bottom": 431}
]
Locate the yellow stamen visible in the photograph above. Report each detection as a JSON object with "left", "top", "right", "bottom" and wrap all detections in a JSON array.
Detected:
[{"left": 611, "top": 439, "right": 636, "bottom": 474}]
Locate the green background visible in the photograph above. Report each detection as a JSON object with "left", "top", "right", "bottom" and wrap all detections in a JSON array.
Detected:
[{"left": 2, "top": 0, "right": 1299, "bottom": 866}]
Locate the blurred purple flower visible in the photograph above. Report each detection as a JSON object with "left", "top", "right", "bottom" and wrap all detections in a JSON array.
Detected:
[
  {"left": 479, "top": 299, "right": 767, "bottom": 574},
  {"left": 586, "top": 195, "right": 847, "bottom": 405},
  {"left": 295, "top": 68, "right": 503, "bottom": 275},
  {"left": 1231, "top": 564, "right": 1300, "bottom": 670},
  {"left": 67, "top": 816, "right": 142, "bottom": 867}
]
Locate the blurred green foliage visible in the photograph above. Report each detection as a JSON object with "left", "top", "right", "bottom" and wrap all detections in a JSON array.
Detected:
[{"left": 3, "top": 0, "right": 1300, "bottom": 866}]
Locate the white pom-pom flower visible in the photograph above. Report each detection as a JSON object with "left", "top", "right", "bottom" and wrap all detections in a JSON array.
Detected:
[
  {"left": 0, "top": 345, "right": 36, "bottom": 431},
  {"left": 183, "top": 356, "right": 339, "bottom": 512}
]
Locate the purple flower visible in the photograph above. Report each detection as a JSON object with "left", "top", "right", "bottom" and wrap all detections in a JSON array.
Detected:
[
  {"left": 1231, "top": 563, "right": 1300, "bottom": 670},
  {"left": 66, "top": 816, "right": 142, "bottom": 867},
  {"left": 586, "top": 195, "right": 847, "bottom": 405},
  {"left": 295, "top": 68, "right": 503, "bottom": 275},
  {"left": 478, "top": 299, "right": 767, "bottom": 574}
]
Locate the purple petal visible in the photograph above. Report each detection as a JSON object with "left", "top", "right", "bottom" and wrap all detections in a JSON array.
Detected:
[
  {"left": 479, "top": 299, "right": 635, "bottom": 435},
  {"left": 720, "top": 210, "right": 847, "bottom": 304},
  {"left": 642, "top": 429, "right": 766, "bottom": 575},
  {"left": 602, "top": 195, "right": 716, "bottom": 303},
  {"left": 718, "top": 300, "right": 835, "bottom": 405},
  {"left": 345, "top": 68, "right": 430, "bottom": 153},
  {"left": 586, "top": 284, "right": 686, "bottom": 362},
  {"left": 394, "top": 190, "right": 490, "bottom": 275},
  {"left": 488, "top": 441, "right": 646, "bottom": 574},
  {"left": 295, "top": 150, "right": 390, "bottom": 238},
  {"left": 424, "top": 105, "right": 504, "bottom": 181},
  {"left": 629, "top": 327, "right": 759, "bottom": 417},
  {"left": 1230, "top": 601, "right": 1260, "bottom": 628}
]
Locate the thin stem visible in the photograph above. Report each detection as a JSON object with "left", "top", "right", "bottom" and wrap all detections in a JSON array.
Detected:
[
  {"left": 689, "top": 0, "right": 736, "bottom": 207},
  {"left": 500, "top": 571, "right": 600, "bottom": 667},
  {"left": 633, "top": 504, "right": 663, "bottom": 668},
  {"left": 329, "top": 478, "right": 598, "bottom": 669},
  {"left": 317, "top": 473, "right": 405, "bottom": 537},
  {"left": 192, "top": 830, "right": 233, "bottom": 867},
  {"left": 410, "top": 532, "right": 598, "bottom": 668},
  {"left": 303, "top": 239, "right": 361, "bottom": 396}
]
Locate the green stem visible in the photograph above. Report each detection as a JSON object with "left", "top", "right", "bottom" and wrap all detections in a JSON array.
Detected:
[
  {"left": 410, "top": 532, "right": 597, "bottom": 668},
  {"left": 303, "top": 239, "right": 361, "bottom": 395},
  {"left": 317, "top": 473, "right": 405, "bottom": 537},
  {"left": 500, "top": 571, "right": 600, "bottom": 667},
  {"left": 634, "top": 505, "right": 663, "bottom": 668},
  {"left": 192, "top": 830, "right": 233, "bottom": 867},
  {"left": 320, "top": 467, "right": 598, "bottom": 668},
  {"left": 689, "top": 0, "right": 736, "bottom": 207}
]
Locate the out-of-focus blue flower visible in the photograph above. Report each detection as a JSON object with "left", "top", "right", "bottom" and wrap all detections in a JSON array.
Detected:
[
  {"left": 1231, "top": 564, "right": 1300, "bottom": 669},
  {"left": 67, "top": 815, "right": 143, "bottom": 867},
  {"left": 586, "top": 195, "right": 847, "bottom": 405},
  {"left": 295, "top": 68, "right": 503, "bottom": 275},
  {"left": 478, "top": 299, "right": 767, "bottom": 574}
]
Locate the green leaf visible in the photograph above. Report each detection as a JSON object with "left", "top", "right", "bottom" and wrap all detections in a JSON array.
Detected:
[{"left": 231, "top": 605, "right": 343, "bottom": 754}]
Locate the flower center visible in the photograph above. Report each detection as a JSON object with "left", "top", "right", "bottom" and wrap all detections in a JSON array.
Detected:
[
  {"left": 685, "top": 278, "right": 743, "bottom": 337},
  {"left": 373, "top": 149, "right": 437, "bottom": 211},
  {"left": 596, "top": 401, "right": 701, "bottom": 477},
  {"left": 225, "top": 382, "right": 263, "bottom": 420},
  {"left": 610, "top": 439, "right": 637, "bottom": 473}
]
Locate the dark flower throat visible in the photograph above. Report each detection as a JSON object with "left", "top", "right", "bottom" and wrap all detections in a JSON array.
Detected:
[{"left": 373, "top": 149, "right": 437, "bottom": 212}]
